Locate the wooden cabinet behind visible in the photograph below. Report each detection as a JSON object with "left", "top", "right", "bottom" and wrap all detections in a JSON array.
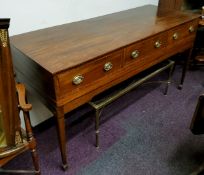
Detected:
[{"left": 158, "top": 0, "right": 204, "bottom": 11}]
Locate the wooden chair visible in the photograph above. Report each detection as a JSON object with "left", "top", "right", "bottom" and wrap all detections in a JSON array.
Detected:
[
  {"left": 0, "top": 84, "right": 40, "bottom": 174},
  {"left": 0, "top": 19, "right": 40, "bottom": 174},
  {"left": 190, "top": 94, "right": 204, "bottom": 175},
  {"left": 190, "top": 94, "right": 204, "bottom": 135}
]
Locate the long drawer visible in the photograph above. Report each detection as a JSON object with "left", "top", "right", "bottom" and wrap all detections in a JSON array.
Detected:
[{"left": 56, "top": 49, "right": 123, "bottom": 100}]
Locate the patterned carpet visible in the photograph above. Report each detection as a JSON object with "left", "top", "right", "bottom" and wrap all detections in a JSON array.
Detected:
[{"left": 4, "top": 65, "right": 204, "bottom": 175}]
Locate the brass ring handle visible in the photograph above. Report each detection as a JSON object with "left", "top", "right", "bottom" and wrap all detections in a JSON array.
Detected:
[
  {"left": 172, "top": 33, "right": 179, "bottom": 40},
  {"left": 189, "top": 26, "right": 194, "bottom": 33},
  {"left": 154, "top": 41, "right": 162, "bottom": 48},
  {"left": 72, "top": 75, "right": 84, "bottom": 85},
  {"left": 104, "top": 62, "right": 113, "bottom": 71},
  {"left": 131, "top": 50, "right": 140, "bottom": 59}
]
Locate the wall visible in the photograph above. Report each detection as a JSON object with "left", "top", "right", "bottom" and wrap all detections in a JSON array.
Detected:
[
  {"left": 0, "top": 0, "right": 158, "bottom": 125},
  {"left": 1, "top": 0, "right": 158, "bottom": 36}
]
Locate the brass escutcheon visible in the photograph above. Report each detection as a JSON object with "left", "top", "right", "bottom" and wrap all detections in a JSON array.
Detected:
[
  {"left": 131, "top": 50, "right": 140, "bottom": 59},
  {"left": 154, "top": 41, "right": 162, "bottom": 48},
  {"left": 172, "top": 33, "right": 179, "bottom": 40},
  {"left": 104, "top": 62, "right": 113, "bottom": 71},
  {"left": 189, "top": 26, "right": 194, "bottom": 33},
  {"left": 72, "top": 75, "right": 84, "bottom": 85}
]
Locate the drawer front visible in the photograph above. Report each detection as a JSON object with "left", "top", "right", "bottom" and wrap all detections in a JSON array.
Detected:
[
  {"left": 124, "top": 32, "right": 167, "bottom": 65},
  {"left": 57, "top": 49, "right": 123, "bottom": 97},
  {"left": 168, "top": 21, "right": 197, "bottom": 44}
]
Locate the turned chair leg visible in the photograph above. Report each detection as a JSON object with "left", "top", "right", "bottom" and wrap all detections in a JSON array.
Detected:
[{"left": 23, "top": 109, "right": 40, "bottom": 175}]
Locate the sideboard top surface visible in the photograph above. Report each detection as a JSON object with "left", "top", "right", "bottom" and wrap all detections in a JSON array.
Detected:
[{"left": 10, "top": 5, "right": 199, "bottom": 74}]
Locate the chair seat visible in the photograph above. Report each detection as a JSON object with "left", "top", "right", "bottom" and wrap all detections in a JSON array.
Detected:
[
  {"left": 0, "top": 141, "right": 28, "bottom": 159},
  {"left": 0, "top": 132, "right": 30, "bottom": 167}
]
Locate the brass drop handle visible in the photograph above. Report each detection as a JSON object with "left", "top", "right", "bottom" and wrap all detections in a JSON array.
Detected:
[
  {"left": 154, "top": 41, "right": 162, "bottom": 48},
  {"left": 72, "top": 75, "right": 84, "bottom": 85},
  {"left": 172, "top": 33, "right": 179, "bottom": 40},
  {"left": 189, "top": 26, "right": 194, "bottom": 33},
  {"left": 131, "top": 50, "right": 140, "bottom": 59},
  {"left": 104, "top": 62, "right": 113, "bottom": 71}
]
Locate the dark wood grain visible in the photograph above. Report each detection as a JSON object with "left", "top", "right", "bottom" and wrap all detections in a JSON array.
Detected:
[
  {"left": 158, "top": 0, "right": 184, "bottom": 11},
  {"left": 11, "top": 5, "right": 198, "bottom": 74}
]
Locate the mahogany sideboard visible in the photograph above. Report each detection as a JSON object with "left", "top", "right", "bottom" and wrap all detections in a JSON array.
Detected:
[{"left": 10, "top": 5, "right": 200, "bottom": 169}]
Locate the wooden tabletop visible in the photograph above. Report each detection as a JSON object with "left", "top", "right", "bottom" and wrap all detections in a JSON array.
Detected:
[{"left": 10, "top": 5, "right": 199, "bottom": 74}]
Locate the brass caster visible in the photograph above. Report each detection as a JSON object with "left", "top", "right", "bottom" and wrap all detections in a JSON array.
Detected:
[
  {"left": 61, "top": 163, "right": 68, "bottom": 171},
  {"left": 178, "top": 84, "right": 183, "bottom": 90}
]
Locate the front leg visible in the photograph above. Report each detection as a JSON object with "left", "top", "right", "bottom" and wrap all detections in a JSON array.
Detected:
[
  {"left": 178, "top": 48, "right": 193, "bottom": 90},
  {"left": 55, "top": 107, "right": 68, "bottom": 170}
]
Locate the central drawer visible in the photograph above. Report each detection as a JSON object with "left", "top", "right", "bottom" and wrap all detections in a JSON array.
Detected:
[
  {"left": 124, "top": 32, "right": 168, "bottom": 68},
  {"left": 56, "top": 49, "right": 123, "bottom": 99}
]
